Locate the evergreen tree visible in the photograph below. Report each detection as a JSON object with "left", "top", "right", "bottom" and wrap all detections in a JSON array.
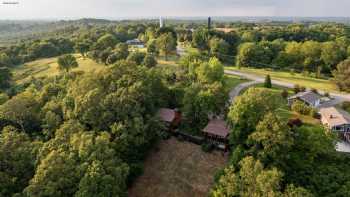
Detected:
[{"left": 264, "top": 75, "right": 272, "bottom": 88}]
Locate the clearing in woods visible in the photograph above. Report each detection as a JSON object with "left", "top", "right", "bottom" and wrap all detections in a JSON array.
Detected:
[
  {"left": 12, "top": 54, "right": 105, "bottom": 83},
  {"left": 128, "top": 138, "right": 227, "bottom": 197}
]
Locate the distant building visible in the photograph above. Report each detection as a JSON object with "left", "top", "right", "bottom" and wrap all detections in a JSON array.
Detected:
[
  {"left": 319, "top": 107, "right": 350, "bottom": 142},
  {"left": 157, "top": 108, "right": 181, "bottom": 130},
  {"left": 126, "top": 39, "right": 144, "bottom": 48},
  {"left": 202, "top": 119, "right": 230, "bottom": 150},
  {"left": 288, "top": 91, "right": 322, "bottom": 107},
  {"left": 159, "top": 16, "right": 164, "bottom": 28}
]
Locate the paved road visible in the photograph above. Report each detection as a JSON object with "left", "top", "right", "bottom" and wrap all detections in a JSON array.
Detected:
[
  {"left": 225, "top": 69, "right": 350, "bottom": 108},
  {"left": 229, "top": 81, "right": 261, "bottom": 103}
]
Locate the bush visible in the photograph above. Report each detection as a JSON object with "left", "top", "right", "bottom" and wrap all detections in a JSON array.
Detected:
[
  {"left": 309, "top": 108, "right": 319, "bottom": 118},
  {"left": 294, "top": 84, "right": 301, "bottom": 94},
  {"left": 291, "top": 100, "right": 311, "bottom": 115},
  {"left": 281, "top": 89, "right": 289, "bottom": 98},
  {"left": 264, "top": 75, "right": 272, "bottom": 88},
  {"left": 342, "top": 101, "right": 350, "bottom": 112},
  {"left": 324, "top": 92, "right": 330, "bottom": 97},
  {"left": 288, "top": 118, "right": 303, "bottom": 128},
  {"left": 201, "top": 142, "right": 214, "bottom": 152},
  {"left": 159, "top": 130, "right": 171, "bottom": 140},
  {"left": 127, "top": 162, "right": 144, "bottom": 185}
]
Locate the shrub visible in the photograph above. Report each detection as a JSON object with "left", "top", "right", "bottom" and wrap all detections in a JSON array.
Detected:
[
  {"left": 264, "top": 75, "right": 272, "bottom": 88},
  {"left": 159, "top": 130, "right": 171, "bottom": 140},
  {"left": 342, "top": 101, "right": 350, "bottom": 112},
  {"left": 324, "top": 92, "right": 330, "bottom": 97},
  {"left": 294, "top": 84, "right": 300, "bottom": 94},
  {"left": 291, "top": 100, "right": 311, "bottom": 115},
  {"left": 281, "top": 89, "right": 289, "bottom": 98},
  {"left": 309, "top": 108, "right": 319, "bottom": 118},
  {"left": 201, "top": 142, "right": 214, "bottom": 152},
  {"left": 288, "top": 118, "right": 303, "bottom": 128}
]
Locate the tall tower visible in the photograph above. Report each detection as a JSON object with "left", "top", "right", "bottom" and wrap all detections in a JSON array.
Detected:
[
  {"left": 159, "top": 16, "right": 164, "bottom": 28},
  {"left": 208, "top": 17, "right": 211, "bottom": 30}
]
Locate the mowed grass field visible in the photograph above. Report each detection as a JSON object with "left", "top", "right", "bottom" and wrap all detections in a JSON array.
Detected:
[
  {"left": 129, "top": 138, "right": 227, "bottom": 197},
  {"left": 224, "top": 74, "right": 249, "bottom": 91},
  {"left": 225, "top": 66, "right": 338, "bottom": 92},
  {"left": 12, "top": 54, "right": 106, "bottom": 83}
]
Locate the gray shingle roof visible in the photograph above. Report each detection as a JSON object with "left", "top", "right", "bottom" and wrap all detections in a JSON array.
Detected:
[{"left": 288, "top": 91, "right": 321, "bottom": 105}]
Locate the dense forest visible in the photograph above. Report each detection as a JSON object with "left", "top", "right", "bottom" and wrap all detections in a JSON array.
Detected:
[{"left": 1, "top": 18, "right": 350, "bottom": 196}]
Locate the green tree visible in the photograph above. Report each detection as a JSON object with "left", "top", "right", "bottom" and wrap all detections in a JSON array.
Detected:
[
  {"left": 196, "top": 57, "right": 224, "bottom": 84},
  {"left": 57, "top": 54, "right": 79, "bottom": 73},
  {"left": 127, "top": 51, "right": 146, "bottom": 65},
  {"left": 0, "top": 67, "right": 12, "bottom": 89},
  {"left": 157, "top": 33, "right": 176, "bottom": 60},
  {"left": 192, "top": 29, "right": 209, "bottom": 51},
  {"left": 332, "top": 59, "right": 350, "bottom": 92},
  {"left": 209, "top": 37, "right": 230, "bottom": 62},
  {"left": 237, "top": 42, "right": 267, "bottom": 68},
  {"left": 0, "top": 90, "right": 40, "bottom": 133},
  {"left": 74, "top": 41, "right": 90, "bottom": 57},
  {"left": 228, "top": 88, "right": 284, "bottom": 145},
  {"left": 321, "top": 41, "right": 346, "bottom": 70},
  {"left": 147, "top": 39, "right": 159, "bottom": 56},
  {"left": 0, "top": 53, "right": 12, "bottom": 67},
  {"left": 264, "top": 75, "right": 272, "bottom": 88},
  {"left": 143, "top": 54, "right": 157, "bottom": 68},
  {"left": 0, "top": 126, "right": 41, "bottom": 196},
  {"left": 95, "top": 33, "right": 118, "bottom": 50},
  {"left": 249, "top": 113, "right": 293, "bottom": 166}
]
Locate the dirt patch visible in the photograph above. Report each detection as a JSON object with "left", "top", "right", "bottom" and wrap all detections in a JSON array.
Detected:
[{"left": 128, "top": 138, "right": 228, "bottom": 197}]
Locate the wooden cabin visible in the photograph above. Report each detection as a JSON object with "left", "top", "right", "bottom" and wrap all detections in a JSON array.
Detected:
[
  {"left": 157, "top": 108, "right": 182, "bottom": 131},
  {"left": 202, "top": 119, "right": 230, "bottom": 150}
]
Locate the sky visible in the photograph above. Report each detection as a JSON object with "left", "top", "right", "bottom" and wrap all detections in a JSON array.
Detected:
[{"left": 0, "top": 0, "right": 350, "bottom": 20}]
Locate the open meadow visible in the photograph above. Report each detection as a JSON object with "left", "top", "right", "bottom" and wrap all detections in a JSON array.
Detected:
[{"left": 12, "top": 54, "right": 106, "bottom": 83}]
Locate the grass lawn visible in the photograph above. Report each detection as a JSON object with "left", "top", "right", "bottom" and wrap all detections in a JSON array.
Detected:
[
  {"left": 240, "top": 86, "right": 321, "bottom": 126},
  {"left": 128, "top": 138, "right": 227, "bottom": 197},
  {"left": 157, "top": 55, "right": 180, "bottom": 67},
  {"left": 239, "top": 83, "right": 293, "bottom": 96},
  {"left": 12, "top": 54, "right": 105, "bottom": 83},
  {"left": 225, "top": 66, "right": 338, "bottom": 92},
  {"left": 224, "top": 74, "right": 249, "bottom": 91}
]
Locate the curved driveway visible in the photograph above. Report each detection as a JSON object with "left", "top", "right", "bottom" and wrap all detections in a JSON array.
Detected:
[{"left": 225, "top": 70, "right": 350, "bottom": 108}]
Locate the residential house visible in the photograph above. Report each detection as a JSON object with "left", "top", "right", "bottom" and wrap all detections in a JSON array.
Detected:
[
  {"left": 288, "top": 91, "right": 322, "bottom": 107},
  {"left": 319, "top": 107, "right": 350, "bottom": 142},
  {"left": 126, "top": 39, "right": 144, "bottom": 48}
]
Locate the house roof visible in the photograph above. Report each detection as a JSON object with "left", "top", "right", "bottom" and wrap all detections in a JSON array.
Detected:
[
  {"left": 158, "top": 108, "right": 176, "bottom": 123},
  {"left": 288, "top": 91, "right": 322, "bottom": 105},
  {"left": 203, "top": 119, "right": 230, "bottom": 138},
  {"left": 320, "top": 107, "right": 350, "bottom": 128}
]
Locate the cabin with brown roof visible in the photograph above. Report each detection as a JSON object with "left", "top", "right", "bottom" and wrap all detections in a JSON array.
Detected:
[
  {"left": 202, "top": 119, "right": 230, "bottom": 150},
  {"left": 157, "top": 108, "right": 181, "bottom": 130}
]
